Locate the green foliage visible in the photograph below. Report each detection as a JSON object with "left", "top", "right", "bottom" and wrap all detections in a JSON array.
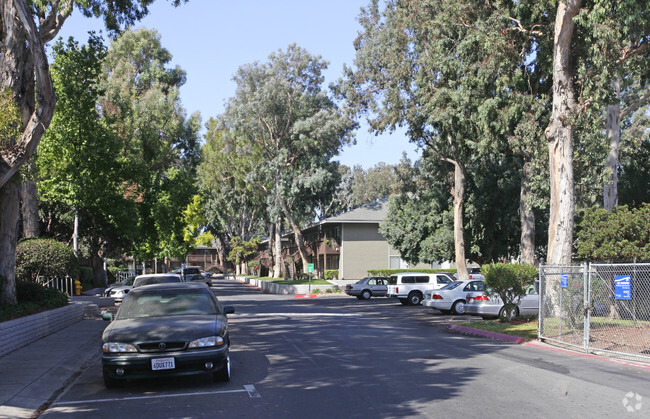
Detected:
[
  {"left": 619, "top": 137, "right": 650, "bottom": 208},
  {"left": 0, "top": 88, "right": 21, "bottom": 143},
  {"left": 16, "top": 281, "right": 69, "bottom": 307},
  {"left": 0, "top": 282, "right": 68, "bottom": 323},
  {"left": 483, "top": 263, "right": 538, "bottom": 322},
  {"left": 227, "top": 237, "right": 261, "bottom": 266},
  {"left": 576, "top": 204, "right": 650, "bottom": 261},
  {"left": 324, "top": 270, "right": 339, "bottom": 280},
  {"left": 79, "top": 267, "right": 94, "bottom": 286},
  {"left": 16, "top": 239, "right": 80, "bottom": 282},
  {"left": 97, "top": 28, "right": 200, "bottom": 261},
  {"left": 215, "top": 44, "right": 356, "bottom": 267},
  {"left": 367, "top": 268, "right": 457, "bottom": 277}
]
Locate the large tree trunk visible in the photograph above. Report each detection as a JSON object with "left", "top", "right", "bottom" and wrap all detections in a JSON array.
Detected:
[
  {"left": 544, "top": 0, "right": 581, "bottom": 266},
  {"left": 280, "top": 200, "right": 309, "bottom": 273},
  {"left": 1, "top": 0, "right": 59, "bottom": 304},
  {"left": 604, "top": 78, "right": 621, "bottom": 211},
  {"left": 0, "top": 178, "right": 20, "bottom": 304},
  {"left": 446, "top": 158, "right": 468, "bottom": 280},
  {"left": 267, "top": 222, "right": 275, "bottom": 277},
  {"left": 91, "top": 254, "right": 107, "bottom": 287},
  {"left": 519, "top": 160, "right": 536, "bottom": 265},
  {"left": 273, "top": 220, "right": 283, "bottom": 278},
  {"left": 19, "top": 165, "right": 40, "bottom": 238}
]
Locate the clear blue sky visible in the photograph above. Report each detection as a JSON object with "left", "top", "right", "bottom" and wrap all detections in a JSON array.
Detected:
[{"left": 53, "top": 0, "right": 420, "bottom": 169}]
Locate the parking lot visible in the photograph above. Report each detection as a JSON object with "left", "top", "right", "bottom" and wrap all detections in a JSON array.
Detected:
[{"left": 38, "top": 278, "right": 650, "bottom": 418}]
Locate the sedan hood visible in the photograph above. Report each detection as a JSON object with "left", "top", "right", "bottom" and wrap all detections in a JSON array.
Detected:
[{"left": 103, "top": 315, "right": 228, "bottom": 343}]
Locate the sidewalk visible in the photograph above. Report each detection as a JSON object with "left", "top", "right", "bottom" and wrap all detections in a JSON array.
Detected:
[{"left": 0, "top": 310, "right": 108, "bottom": 419}]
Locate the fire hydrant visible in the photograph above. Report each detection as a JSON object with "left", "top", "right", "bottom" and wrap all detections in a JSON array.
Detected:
[{"left": 74, "top": 280, "right": 82, "bottom": 296}]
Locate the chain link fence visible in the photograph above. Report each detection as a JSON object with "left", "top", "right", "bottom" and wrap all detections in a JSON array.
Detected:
[{"left": 539, "top": 263, "right": 650, "bottom": 362}]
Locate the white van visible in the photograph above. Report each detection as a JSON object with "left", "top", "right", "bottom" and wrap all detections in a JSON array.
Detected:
[{"left": 387, "top": 272, "right": 454, "bottom": 305}]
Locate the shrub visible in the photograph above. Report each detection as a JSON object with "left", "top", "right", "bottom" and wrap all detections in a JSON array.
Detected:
[
  {"left": 16, "top": 238, "right": 79, "bottom": 282},
  {"left": 16, "top": 281, "right": 69, "bottom": 308},
  {"left": 483, "top": 263, "right": 538, "bottom": 322},
  {"left": 324, "top": 270, "right": 338, "bottom": 280}
]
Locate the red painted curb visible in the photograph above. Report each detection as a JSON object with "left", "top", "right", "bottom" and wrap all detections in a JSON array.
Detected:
[
  {"left": 294, "top": 294, "right": 318, "bottom": 298},
  {"left": 446, "top": 324, "right": 527, "bottom": 344}
]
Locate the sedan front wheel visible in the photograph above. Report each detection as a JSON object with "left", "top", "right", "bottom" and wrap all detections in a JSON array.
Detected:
[{"left": 213, "top": 352, "right": 231, "bottom": 382}]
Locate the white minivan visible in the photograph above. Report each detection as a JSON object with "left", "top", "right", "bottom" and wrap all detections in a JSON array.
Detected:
[{"left": 387, "top": 272, "right": 454, "bottom": 305}]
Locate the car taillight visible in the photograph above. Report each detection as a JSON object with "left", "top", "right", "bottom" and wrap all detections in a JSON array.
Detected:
[
  {"left": 474, "top": 295, "right": 490, "bottom": 302},
  {"left": 432, "top": 294, "right": 443, "bottom": 300},
  {"left": 396, "top": 287, "right": 399, "bottom": 294},
  {"left": 346, "top": 285, "right": 352, "bottom": 290}
]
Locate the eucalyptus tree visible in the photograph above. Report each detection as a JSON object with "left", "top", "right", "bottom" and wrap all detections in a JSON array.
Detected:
[
  {"left": 545, "top": 0, "right": 649, "bottom": 263},
  {"left": 217, "top": 44, "right": 355, "bottom": 277},
  {"left": 99, "top": 28, "right": 200, "bottom": 266},
  {"left": 36, "top": 34, "right": 137, "bottom": 285},
  {"left": 340, "top": 0, "right": 553, "bottom": 276},
  {"left": 0, "top": 0, "right": 187, "bottom": 304},
  {"left": 198, "top": 122, "right": 267, "bottom": 273}
]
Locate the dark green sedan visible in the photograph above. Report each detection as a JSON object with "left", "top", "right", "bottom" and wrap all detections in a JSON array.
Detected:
[{"left": 101, "top": 282, "right": 234, "bottom": 388}]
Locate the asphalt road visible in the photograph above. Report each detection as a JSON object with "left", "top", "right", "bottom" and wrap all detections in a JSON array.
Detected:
[{"left": 41, "top": 279, "right": 650, "bottom": 418}]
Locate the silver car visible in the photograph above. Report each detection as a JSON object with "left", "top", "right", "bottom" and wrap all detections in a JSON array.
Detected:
[
  {"left": 132, "top": 273, "right": 183, "bottom": 288},
  {"left": 423, "top": 279, "right": 485, "bottom": 315},
  {"left": 345, "top": 277, "right": 388, "bottom": 300},
  {"left": 465, "top": 282, "right": 539, "bottom": 320},
  {"left": 104, "top": 276, "right": 135, "bottom": 303}
]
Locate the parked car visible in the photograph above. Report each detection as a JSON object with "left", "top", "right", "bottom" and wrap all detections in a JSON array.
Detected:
[
  {"left": 104, "top": 276, "right": 135, "bottom": 303},
  {"left": 177, "top": 266, "right": 212, "bottom": 287},
  {"left": 132, "top": 273, "right": 183, "bottom": 288},
  {"left": 465, "top": 282, "right": 539, "bottom": 320},
  {"left": 423, "top": 279, "right": 485, "bottom": 315},
  {"left": 387, "top": 272, "right": 453, "bottom": 305},
  {"left": 454, "top": 266, "right": 485, "bottom": 281},
  {"left": 101, "top": 282, "right": 235, "bottom": 388},
  {"left": 345, "top": 276, "right": 388, "bottom": 300}
]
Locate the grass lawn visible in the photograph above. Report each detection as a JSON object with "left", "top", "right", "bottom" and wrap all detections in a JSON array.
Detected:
[{"left": 458, "top": 317, "right": 539, "bottom": 340}]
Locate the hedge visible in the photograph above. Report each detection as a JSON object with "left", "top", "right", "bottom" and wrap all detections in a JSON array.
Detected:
[{"left": 16, "top": 238, "right": 79, "bottom": 282}]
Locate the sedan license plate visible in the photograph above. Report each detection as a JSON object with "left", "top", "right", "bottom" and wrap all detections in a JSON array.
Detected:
[{"left": 151, "top": 357, "right": 175, "bottom": 371}]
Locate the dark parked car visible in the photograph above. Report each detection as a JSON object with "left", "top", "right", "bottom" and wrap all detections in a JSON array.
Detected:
[
  {"left": 177, "top": 266, "right": 212, "bottom": 287},
  {"left": 345, "top": 276, "right": 388, "bottom": 300},
  {"left": 101, "top": 283, "right": 234, "bottom": 388},
  {"left": 132, "top": 273, "right": 183, "bottom": 288}
]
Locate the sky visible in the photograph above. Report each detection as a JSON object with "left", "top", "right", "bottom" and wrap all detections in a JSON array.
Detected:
[{"left": 52, "top": 0, "right": 421, "bottom": 170}]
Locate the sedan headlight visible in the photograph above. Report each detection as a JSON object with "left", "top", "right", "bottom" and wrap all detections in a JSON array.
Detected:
[
  {"left": 103, "top": 342, "right": 137, "bottom": 353},
  {"left": 188, "top": 336, "right": 224, "bottom": 348}
]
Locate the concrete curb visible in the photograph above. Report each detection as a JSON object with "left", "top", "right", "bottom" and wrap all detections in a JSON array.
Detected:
[
  {"left": 234, "top": 276, "right": 343, "bottom": 295},
  {"left": 446, "top": 324, "right": 527, "bottom": 344},
  {"left": 0, "top": 304, "right": 84, "bottom": 358}
]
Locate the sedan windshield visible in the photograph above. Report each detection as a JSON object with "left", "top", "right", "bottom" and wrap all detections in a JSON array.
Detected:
[{"left": 117, "top": 289, "right": 218, "bottom": 319}]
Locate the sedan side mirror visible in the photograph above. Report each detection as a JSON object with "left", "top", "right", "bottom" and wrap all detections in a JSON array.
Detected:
[
  {"left": 223, "top": 306, "right": 235, "bottom": 315},
  {"left": 102, "top": 313, "right": 114, "bottom": 322}
]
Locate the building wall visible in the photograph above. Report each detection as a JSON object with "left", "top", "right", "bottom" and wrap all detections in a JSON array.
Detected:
[{"left": 341, "top": 224, "right": 389, "bottom": 280}]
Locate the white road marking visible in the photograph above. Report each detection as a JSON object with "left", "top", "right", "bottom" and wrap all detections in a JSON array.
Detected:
[
  {"left": 244, "top": 384, "right": 261, "bottom": 398},
  {"left": 54, "top": 386, "right": 259, "bottom": 406}
]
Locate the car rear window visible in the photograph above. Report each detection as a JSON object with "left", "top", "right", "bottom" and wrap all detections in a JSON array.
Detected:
[
  {"left": 441, "top": 281, "right": 463, "bottom": 290},
  {"left": 118, "top": 289, "right": 218, "bottom": 319}
]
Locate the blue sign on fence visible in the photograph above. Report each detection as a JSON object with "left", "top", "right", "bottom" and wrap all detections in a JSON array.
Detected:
[
  {"left": 614, "top": 275, "right": 631, "bottom": 300},
  {"left": 560, "top": 273, "right": 568, "bottom": 289}
]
